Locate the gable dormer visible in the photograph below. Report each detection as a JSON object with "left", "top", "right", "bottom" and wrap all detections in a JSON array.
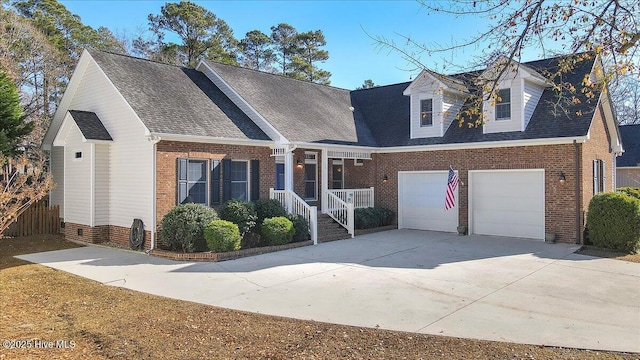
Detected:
[
  {"left": 403, "top": 69, "right": 468, "bottom": 139},
  {"left": 480, "top": 59, "right": 549, "bottom": 133}
]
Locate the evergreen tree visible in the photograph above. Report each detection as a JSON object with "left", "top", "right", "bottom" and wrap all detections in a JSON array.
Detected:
[
  {"left": 239, "top": 30, "right": 276, "bottom": 72},
  {"left": 0, "top": 69, "right": 31, "bottom": 156}
]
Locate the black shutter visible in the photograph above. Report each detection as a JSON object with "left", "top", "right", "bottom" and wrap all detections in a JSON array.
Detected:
[
  {"left": 222, "top": 159, "right": 231, "bottom": 202},
  {"left": 211, "top": 160, "right": 221, "bottom": 205},
  {"left": 251, "top": 159, "right": 260, "bottom": 202},
  {"left": 177, "top": 158, "right": 187, "bottom": 204}
]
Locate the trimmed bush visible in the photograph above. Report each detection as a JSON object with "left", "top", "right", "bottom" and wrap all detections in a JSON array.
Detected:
[
  {"left": 219, "top": 199, "right": 257, "bottom": 235},
  {"left": 617, "top": 187, "right": 640, "bottom": 200},
  {"left": 255, "top": 199, "right": 287, "bottom": 224},
  {"left": 587, "top": 192, "right": 640, "bottom": 253},
  {"left": 355, "top": 207, "right": 395, "bottom": 229},
  {"left": 158, "top": 204, "right": 218, "bottom": 253},
  {"left": 204, "top": 220, "right": 241, "bottom": 253},
  {"left": 289, "top": 214, "right": 310, "bottom": 242},
  {"left": 261, "top": 216, "right": 294, "bottom": 246}
]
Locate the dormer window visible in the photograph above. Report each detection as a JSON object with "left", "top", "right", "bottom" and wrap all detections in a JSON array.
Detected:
[
  {"left": 496, "top": 88, "right": 511, "bottom": 120},
  {"left": 420, "top": 99, "right": 433, "bottom": 127}
]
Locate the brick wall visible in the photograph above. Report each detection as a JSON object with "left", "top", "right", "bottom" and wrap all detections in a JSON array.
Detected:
[
  {"left": 372, "top": 144, "right": 580, "bottom": 243},
  {"left": 156, "top": 141, "right": 274, "bottom": 230},
  {"left": 64, "top": 223, "right": 151, "bottom": 250},
  {"left": 581, "top": 105, "right": 615, "bottom": 224}
]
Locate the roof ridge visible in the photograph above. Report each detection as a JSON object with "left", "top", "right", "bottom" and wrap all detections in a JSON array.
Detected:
[
  {"left": 87, "top": 48, "right": 193, "bottom": 70},
  {"left": 203, "top": 59, "right": 352, "bottom": 92}
]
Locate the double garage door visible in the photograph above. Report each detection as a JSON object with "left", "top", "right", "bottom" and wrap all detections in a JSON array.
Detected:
[{"left": 398, "top": 170, "right": 545, "bottom": 240}]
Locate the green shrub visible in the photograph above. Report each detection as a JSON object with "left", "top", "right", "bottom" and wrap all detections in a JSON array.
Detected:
[
  {"left": 288, "top": 214, "right": 309, "bottom": 242},
  {"left": 617, "top": 187, "right": 640, "bottom": 200},
  {"left": 219, "top": 199, "right": 257, "bottom": 235},
  {"left": 355, "top": 207, "right": 395, "bottom": 229},
  {"left": 255, "top": 199, "right": 287, "bottom": 224},
  {"left": 587, "top": 192, "right": 640, "bottom": 253},
  {"left": 158, "top": 204, "right": 218, "bottom": 253},
  {"left": 261, "top": 216, "right": 294, "bottom": 246},
  {"left": 204, "top": 220, "right": 241, "bottom": 253}
]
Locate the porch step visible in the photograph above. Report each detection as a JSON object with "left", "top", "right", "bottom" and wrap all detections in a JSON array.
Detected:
[{"left": 316, "top": 214, "right": 350, "bottom": 243}]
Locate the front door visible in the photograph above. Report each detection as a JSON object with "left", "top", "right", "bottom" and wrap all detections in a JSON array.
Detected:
[{"left": 332, "top": 160, "right": 343, "bottom": 189}]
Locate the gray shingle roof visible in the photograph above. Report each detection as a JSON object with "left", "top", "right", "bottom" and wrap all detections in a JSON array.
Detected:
[
  {"left": 203, "top": 60, "right": 377, "bottom": 146},
  {"left": 350, "top": 54, "right": 599, "bottom": 147},
  {"left": 68, "top": 110, "right": 112, "bottom": 141},
  {"left": 89, "top": 50, "right": 270, "bottom": 141},
  {"left": 618, "top": 124, "right": 640, "bottom": 167}
]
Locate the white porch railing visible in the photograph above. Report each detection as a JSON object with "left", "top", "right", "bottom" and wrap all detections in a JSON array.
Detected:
[
  {"left": 326, "top": 191, "right": 355, "bottom": 238},
  {"left": 270, "top": 189, "right": 318, "bottom": 245},
  {"left": 328, "top": 187, "right": 374, "bottom": 209}
]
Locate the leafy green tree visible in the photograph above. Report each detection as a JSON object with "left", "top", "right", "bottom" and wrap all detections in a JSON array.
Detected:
[
  {"left": 147, "top": 1, "right": 237, "bottom": 67},
  {"left": 238, "top": 30, "right": 276, "bottom": 72},
  {"left": 270, "top": 23, "right": 299, "bottom": 75},
  {"left": 0, "top": 68, "right": 31, "bottom": 156},
  {"left": 290, "top": 30, "right": 330, "bottom": 84},
  {"left": 10, "top": 0, "right": 124, "bottom": 118}
]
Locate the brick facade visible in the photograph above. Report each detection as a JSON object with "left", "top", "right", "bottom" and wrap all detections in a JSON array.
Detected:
[
  {"left": 345, "top": 143, "right": 581, "bottom": 243},
  {"left": 156, "top": 141, "right": 275, "bottom": 230},
  {"left": 64, "top": 223, "right": 151, "bottom": 250},
  {"left": 581, "top": 105, "right": 615, "bottom": 225}
]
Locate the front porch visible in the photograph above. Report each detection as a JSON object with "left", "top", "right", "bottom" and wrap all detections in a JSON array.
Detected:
[{"left": 268, "top": 146, "right": 376, "bottom": 244}]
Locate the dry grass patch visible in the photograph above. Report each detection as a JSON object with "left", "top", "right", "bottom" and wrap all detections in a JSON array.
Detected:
[
  {"left": 577, "top": 245, "right": 640, "bottom": 263},
  {"left": 1, "top": 235, "right": 637, "bottom": 359}
]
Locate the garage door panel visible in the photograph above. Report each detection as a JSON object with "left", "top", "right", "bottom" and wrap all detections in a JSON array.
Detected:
[
  {"left": 399, "top": 172, "right": 458, "bottom": 232},
  {"left": 471, "top": 170, "right": 544, "bottom": 240}
]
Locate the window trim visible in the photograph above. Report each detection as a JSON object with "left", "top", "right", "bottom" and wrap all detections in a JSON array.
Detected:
[
  {"left": 275, "top": 157, "right": 285, "bottom": 191},
  {"left": 230, "top": 159, "right": 250, "bottom": 201},
  {"left": 495, "top": 88, "right": 511, "bottom": 121},
  {"left": 304, "top": 151, "right": 318, "bottom": 201},
  {"left": 419, "top": 98, "right": 434, "bottom": 127},
  {"left": 178, "top": 158, "right": 209, "bottom": 206},
  {"left": 593, "top": 159, "right": 606, "bottom": 194}
]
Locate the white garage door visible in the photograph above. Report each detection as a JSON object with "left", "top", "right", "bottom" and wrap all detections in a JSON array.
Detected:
[
  {"left": 398, "top": 171, "right": 458, "bottom": 232},
  {"left": 469, "top": 170, "right": 544, "bottom": 239}
]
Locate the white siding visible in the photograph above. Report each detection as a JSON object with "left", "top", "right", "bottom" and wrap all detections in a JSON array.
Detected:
[
  {"left": 410, "top": 90, "right": 443, "bottom": 139},
  {"left": 63, "top": 124, "right": 91, "bottom": 225},
  {"left": 94, "top": 144, "right": 110, "bottom": 225},
  {"left": 68, "top": 59, "right": 153, "bottom": 229},
  {"left": 442, "top": 92, "right": 463, "bottom": 134},
  {"left": 483, "top": 78, "right": 525, "bottom": 134},
  {"left": 523, "top": 80, "right": 544, "bottom": 129},
  {"left": 616, "top": 168, "right": 640, "bottom": 188},
  {"left": 49, "top": 146, "right": 64, "bottom": 218}
]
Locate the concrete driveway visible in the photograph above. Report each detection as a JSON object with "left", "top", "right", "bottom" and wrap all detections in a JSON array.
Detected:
[{"left": 17, "top": 230, "right": 640, "bottom": 353}]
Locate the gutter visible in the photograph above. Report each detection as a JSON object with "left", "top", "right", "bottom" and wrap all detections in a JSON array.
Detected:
[{"left": 150, "top": 133, "right": 274, "bottom": 147}]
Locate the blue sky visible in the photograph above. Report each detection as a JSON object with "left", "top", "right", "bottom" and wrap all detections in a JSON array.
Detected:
[{"left": 60, "top": 0, "right": 545, "bottom": 89}]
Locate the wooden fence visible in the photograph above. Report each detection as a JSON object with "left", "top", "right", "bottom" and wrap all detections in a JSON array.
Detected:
[{"left": 5, "top": 201, "right": 61, "bottom": 237}]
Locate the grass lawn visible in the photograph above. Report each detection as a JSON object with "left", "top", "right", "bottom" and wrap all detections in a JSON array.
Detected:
[{"left": 1, "top": 235, "right": 637, "bottom": 359}]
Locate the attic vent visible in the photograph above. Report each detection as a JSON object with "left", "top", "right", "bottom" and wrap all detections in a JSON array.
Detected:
[{"left": 74, "top": 151, "right": 82, "bottom": 159}]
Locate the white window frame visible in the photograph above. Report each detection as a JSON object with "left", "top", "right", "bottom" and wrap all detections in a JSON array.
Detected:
[
  {"left": 230, "top": 159, "right": 250, "bottom": 201},
  {"left": 495, "top": 88, "right": 511, "bottom": 120},
  {"left": 178, "top": 158, "right": 209, "bottom": 206},
  {"left": 420, "top": 98, "right": 433, "bottom": 127},
  {"left": 304, "top": 151, "right": 318, "bottom": 201},
  {"left": 73, "top": 150, "right": 83, "bottom": 161},
  {"left": 275, "top": 156, "right": 285, "bottom": 191},
  {"left": 354, "top": 158, "right": 364, "bottom": 166}
]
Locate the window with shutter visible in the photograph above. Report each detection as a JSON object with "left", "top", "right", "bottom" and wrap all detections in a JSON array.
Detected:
[{"left": 177, "top": 158, "right": 207, "bottom": 205}]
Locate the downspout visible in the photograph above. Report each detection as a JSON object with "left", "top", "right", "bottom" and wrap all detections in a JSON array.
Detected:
[
  {"left": 148, "top": 135, "right": 162, "bottom": 252},
  {"left": 574, "top": 140, "right": 582, "bottom": 244}
]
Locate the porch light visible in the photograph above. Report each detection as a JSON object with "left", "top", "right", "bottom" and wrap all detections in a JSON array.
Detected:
[
  {"left": 559, "top": 172, "right": 566, "bottom": 184},
  {"left": 382, "top": 174, "right": 389, "bottom": 183},
  {"left": 296, "top": 159, "right": 303, "bottom": 169}
]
